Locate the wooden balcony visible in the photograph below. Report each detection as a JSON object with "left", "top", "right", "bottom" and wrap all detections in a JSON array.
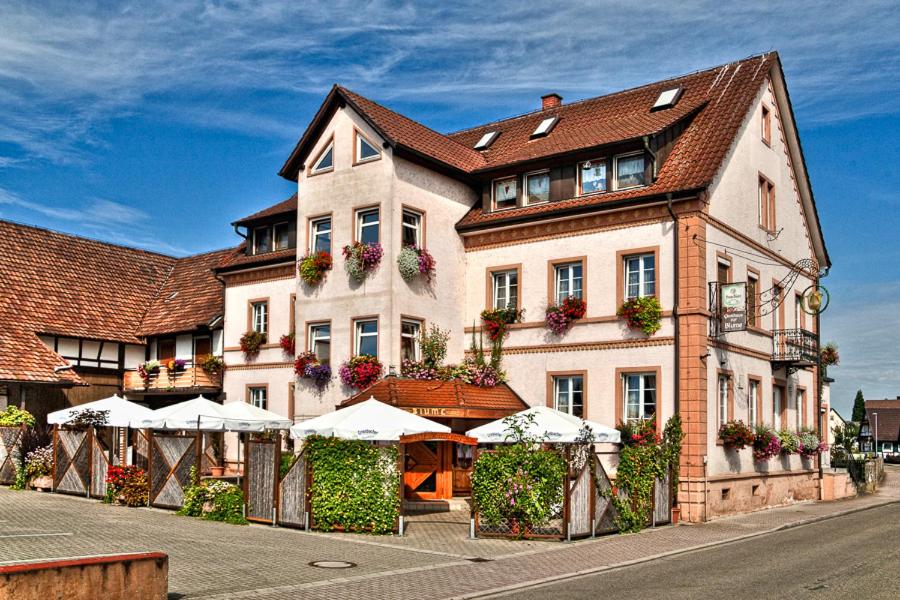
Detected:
[
  {"left": 772, "top": 329, "right": 818, "bottom": 368},
  {"left": 123, "top": 365, "right": 222, "bottom": 394}
]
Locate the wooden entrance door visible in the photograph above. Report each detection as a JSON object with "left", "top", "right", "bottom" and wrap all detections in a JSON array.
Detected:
[
  {"left": 194, "top": 336, "right": 211, "bottom": 363},
  {"left": 404, "top": 441, "right": 451, "bottom": 500}
]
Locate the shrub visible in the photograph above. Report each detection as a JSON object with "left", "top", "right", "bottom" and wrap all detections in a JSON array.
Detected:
[
  {"left": 338, "top": 355, "right": 382, "bottom": 390},
  {"left": 105, "top": 465, "right": 149, "bottom": 507},
  {"left": 279, "top": 333, "right": 295, "bottom": 355},
  {"left": 305, "top": 436, "right": 399, "bottom": 534},
  {"left": 343, "top": 242, "right": 383, "bottom": 282},
  {"left": 67, "top": 408, "right": 109, "bottom": 431},
  {"left": 24, "top": 445, "right": 53, "bottom": 479},
  {"left": 617, "top": 296, "right": 662, "bottom": 335},
  {"left": 718, "top": 420, "right": 755, "bottom": 449},
  {"left": 616, "top": 419, "right": 660, "bottom": 447},
  {"left": 777, "top": 430, "right": 801, "bottom": 455},
  {"left": 610, "top": 437, "right": 666, "bottom": 533},
  {"left": 752, "top": 425, "right": 781, "bottom": 461},
  {"left": 419, "top": 325, "right": 449, "bottom": 369},
  {"left": 179, "top": 472, "right": 248, "bottom": 525},
  {"left": 240, "top": 331, "right": 266, "bottom": 357},
  {"left": 298, "top": 251, "right": 333, "bottom": 286},
  {"left": 545, "top": 297, "right": 587, "bottom": 335},
  {"left": 397, "top": 246, "right": 436, "bottom": 282},
  {"left": 480, "top": 307, "right": 524, "bottom": 341},
  {"left": 0, "top": 406, "right": 35, "bottom": 427}
]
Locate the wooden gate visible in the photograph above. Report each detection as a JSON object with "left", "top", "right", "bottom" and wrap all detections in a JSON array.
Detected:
[
  {"left": 149, "top": 431, "right": 199, "bottom": 509},
  {"left": 404, "top": 441, "right": 449, "bottom": 500},
  {"left": 244, "top": 436, "right": 280, "bottom": 523},
  {"left": 652, "top": 470, "right": 671, "bottom": 525},
  {"left": 592, "top": 454, "right": 620, "bottom": 535},
  {"left": 53, "top": 427, "right": 92, "bottom": 496},
  {"left": 91, "top": 433, "right": 112, "bottom": 498},
  {"left": 0, "top": 425, "right": 24, "bottom": 485},
  {"left": 277, "top": 451, "right": 307, "bottom": 528},
  {"left": 568, "top": 457, "right": 593, "bottom": 539},
  {"left": 133, "top": 428, "right": 150, "bottom": 471}
]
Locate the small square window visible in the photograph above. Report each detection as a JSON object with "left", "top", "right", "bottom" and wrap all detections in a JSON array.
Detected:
[
  {"left": 615, "top": 154, "right": 646, "bottom": 190},
  {"left": 492, "top": 270, "right": 518, "bottom": 310},
  {"left": 248, "top": 386, "right": 267, "bottom": 410},
  {"left": 492, "top": 177, "right": 518, "bottom": 211},
  {"left": 624, "top": 373, "right": 656, "bottom": 423},
  {"left": 554, "top": 262, "right": 583, "bottom": 304},
  {"left": 308, "top": 323, "right": 331, "bottom": 366},
  {"left": 624, "top": 253, "right": 655, "bottom": 300},
  {"left": 553, "top": 375, "right": 583, "bottom": 417},
  {"left": 401, "top": 320, "right": 422, "bottom": 362},
  {"left": 354, "top": 319, "right": 378, "bottom": 358},
  {"left": 525, "top": 171, "right": 550, "bottom": 205},
  {"left": 310, "top": 217, "right": 331, "bottom": 254}
]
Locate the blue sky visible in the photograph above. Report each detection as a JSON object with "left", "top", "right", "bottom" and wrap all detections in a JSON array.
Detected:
[{"left": 0, "top": 1, "right": 898, "bottom": 414}]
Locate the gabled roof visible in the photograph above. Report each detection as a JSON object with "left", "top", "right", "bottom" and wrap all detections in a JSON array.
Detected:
[
  {"left": 232, "top": 193, "right": 298, "bottom": 226},
  {"left": 866, "top": 399, "right": 900, "bottom": 443}
]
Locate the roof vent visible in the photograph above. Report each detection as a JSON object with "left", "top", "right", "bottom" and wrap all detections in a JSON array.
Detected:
[
  {"left": 531, "top": 116, "right": 558, "bottom": 138},
  {"left": 474, "top": 131, "right": 499, "bottom": 150},
  {"left": 541, "top": 93, "right": 562, "bottom": 110},
  {"left": 652, "top": 87, "right": 683, "bottom": 111}
]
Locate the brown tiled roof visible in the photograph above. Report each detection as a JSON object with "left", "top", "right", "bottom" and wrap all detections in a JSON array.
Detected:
[
  {"left": 137, "top": 248, "right": 233, "bottom": 337},
  {"left": 866, "top": 400, "right": 900, "bottom": 443},
  {"left": 232, "top": 194, "right": 298, "bottom": 226},
  {"left": 215, "top": 243, "right": 296, "bottom": 271},
  {"left": 340, "top": 377, "right": 528, "bottom": 416}
]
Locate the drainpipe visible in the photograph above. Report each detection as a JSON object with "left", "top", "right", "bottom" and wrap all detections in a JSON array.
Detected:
[
  {"left": 643, "top": 136, "right": 659, "bottom": 180},
  {"left": 666, "top": 194, "right": 680, "bottom": 414}
]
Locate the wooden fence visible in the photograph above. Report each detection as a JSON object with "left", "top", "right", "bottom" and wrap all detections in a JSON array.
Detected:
[
  {"left": 0, "top": 425, "right": 24, "bottom": 485},
  {"left": 242, "top": 435, "right": 309, "bottom": 528},
  {"left": 149, "top": 431, "right": 199, "bottom": 509},
  {"left": 53, "top": 428, "right": 92, "bottom": 496}
]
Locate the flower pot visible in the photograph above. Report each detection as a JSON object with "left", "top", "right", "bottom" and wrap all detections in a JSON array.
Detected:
[
  {"left": 211, "top": 466, "right": 225, "bottom": 477},
  {"left": 30, "top": 475, "right": 53, "bottom": 491},
  {"left": 670, "top": 506, "right": 681, "bottom": 524}
]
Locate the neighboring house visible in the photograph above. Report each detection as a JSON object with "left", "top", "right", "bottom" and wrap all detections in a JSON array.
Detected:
[
  {"left": 277, "top": 51, "right": 831, "bottom": 521},
  {"left": 0, "top": 220, "right": 231, "bottom": 421},
  {"left": 865, "top": 399, "right": 900, "bottom": 456},
  {"left": 829, "top": 407, "right": 846, "bottom": 438}
]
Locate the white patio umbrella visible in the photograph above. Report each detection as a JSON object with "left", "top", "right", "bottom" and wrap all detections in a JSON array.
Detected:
[
  {"left": 47, "top": 394, "right": 154, "bottom": 428},
  {"left": 130, "top": 395, "right": 229, "bottom": 430},
  {"left": 219, "top": 401, "right": 293, "bottom": 432},
  {"left": 466, "top": 405, "right": 621, "bottom": 444},
  {"left": 289, "top": 397, "right": 450, "bottom": 441}
]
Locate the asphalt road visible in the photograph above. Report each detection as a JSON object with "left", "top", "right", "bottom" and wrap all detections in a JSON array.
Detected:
[{"left": 494, "top": 502, "right": 900, "bottom": 599}]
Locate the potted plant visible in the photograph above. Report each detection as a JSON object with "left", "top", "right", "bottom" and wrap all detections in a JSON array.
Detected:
[
  {"left": 777, "top": 430, "right": 801, "bottom": 455},
  {"left": 820, "top": 343, "right": 839, "bottom": 368},
  {"left": 338, "top": 355, "right": 383, "bottom": 390},
  {"left": 240, "top": 331, "right": 266, "bottom": 357},
  {"left": 397, "top": 245, "right": 436, "bottom": 282},
  {"left": 138, "top": 360, "right": 160, "bottom": 383},
  {"left": 210, "top": 434, "right": 225, "bottom": 476},
  {"left": 752, "top": 425, "right": 781, "bottom": 462},
  {"left": 279, "top": 332, "right": 295, "bottom": 355},
  {"left": 545, "top": 296, "right": 587, "bottom": 335},
  {"left": 480, "top": 307, "right": 524, "bottom": 341},
  {"left": 342, "top": 241, "right": 383, "bottom": 282},
  {"left": 25, "top": 445, "right": 53, "bottom": 491},
  {"left": 717, "top": 420, "right": 755, "bottom": 449},
  {"left": 798, "top": 429, "right": 827, "bottom": 457},
  {"left": 201, "top": 354, "right": 224, "bottom": 376},
  {"left": 617, "top": 296, "right": 662, "bottom": 335},
  {"left": 166, "top": 358, "right": 186, "bottom": 373},
  {"left": 294, "top": 351, "right": 332, "bottom": 388},
  {"left": 298, "top": 251, "right": 333, "bottom": 286}
]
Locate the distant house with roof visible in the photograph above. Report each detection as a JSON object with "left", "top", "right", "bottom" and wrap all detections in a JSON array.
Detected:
[{"left": 865, "top": 399, "right": 900, "bottom": 456}]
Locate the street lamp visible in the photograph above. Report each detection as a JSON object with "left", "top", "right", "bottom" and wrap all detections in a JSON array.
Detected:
[{"left": 873, "top": 412, "right": 878, "bottom": 456}]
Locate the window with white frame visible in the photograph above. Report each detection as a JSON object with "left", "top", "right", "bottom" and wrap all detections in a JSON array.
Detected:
[
  {"left": 248, "top": 386, "right": 267, "bottom": 410},
  {"left": 311, "top": 142, "right": 334, "bottom": 174},
  {"left": 553, "top": 375, "right": 584, "bottom": 418},
  {"left": 492, "top": 176, "right": 518, "bottom": 211},
  {"left": 356, "top": 132, "right": 380, "bottom": 163},
  {"left": 308, "top": 323, "right": 330, "bottom": 366},
  {"left": 400, "top": 319, "right": 422, "bottom": 362},
  {"left": 773, "top": 386, "right": 783, "bottom": 429},
  {"left": 794, "top": 294, "right": 803, "bottom": 329},
  {"left": 579, "top": 159, "right": 607, "bottom": 194},
  {"left": 491, "top": 270, "right": 518, "bottom": 310},
  {"left": 356, "top": 208, "right": 380, "bottom": 245},
  {"left": 718, "top": 375, "right": 729, "bottom": 427},
  {"left": 624, "top": 373, "right": 656, "bottom": 423},
  {"left": 251, "top": 301, "right": 268, "bottom": 336},
  {"left": 401, "top": 209, "right": 422, "bottom": 248},
  {"left": 614, "top": 153, "right": 646, "bottom": 189},
  {"left": 252, "top": 223, "right": 292, "bottom": 255},
  {"left": 554, "top": 262, "right": 583, "bottom": 304},
  {"left": 624, "top": 253, "right": 656, "bottom": 299},
  {"left": 310, "top": 217, "right": 332, "bottom": 254},
  {"left": 749, "top": 380, "right": 759, "bottom": 425},
  {"left": 525, "top": 171, "right": 550, "bottom": 205},
  {"left": 354, "top": 319, "right": 378, "bottom": 357}
]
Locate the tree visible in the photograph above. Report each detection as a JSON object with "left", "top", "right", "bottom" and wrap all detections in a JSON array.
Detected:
[{"left": 851, "top": 390, "right": 866, "bottom": 423}]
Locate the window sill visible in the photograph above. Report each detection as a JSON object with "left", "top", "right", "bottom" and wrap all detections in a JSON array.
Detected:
[{"left": 307, "top": 167, "right": 334, "bottom": 177}]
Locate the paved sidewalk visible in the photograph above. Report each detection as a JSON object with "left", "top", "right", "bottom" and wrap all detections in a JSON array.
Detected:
[{"left": 1, "top": 466, "right": 896, "bottom": 599}]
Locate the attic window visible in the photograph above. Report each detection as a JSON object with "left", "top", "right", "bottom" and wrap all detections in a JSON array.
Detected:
[
  {"left": 652, "top": 87, "right": 683, "bottom": 111},
  {"left": 355, "top": 130, "right": 381, "bottom": 164},
  {"left": 310, "top": 142, "right": 334, "bottom": 175},
  {"left": 531, "top": 117, "right": 558, "bottom": 138},
  {"left": 474, "top": 131, "right": 499, "bottom": 150}
]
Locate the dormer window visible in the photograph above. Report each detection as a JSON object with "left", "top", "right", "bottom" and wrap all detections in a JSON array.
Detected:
[
  {"left": 614, "top": 153, "right": 647, "bottom": 190},
  {"left": 652, "top": 87, "right": 683, "bottom": 111},
  {"left": 310, "top": 141, "right": 334, "bottom": 175},
  {"left": 252, "top": 226, "right": 272, "bottom": 254},
  {"left": 355, "top": 130, "right": 381, "bottom": 164},
  {"left": 525, "top": 170, "right": 550, "bottom": 205},
  {"left": 492, "top": 176, "right": 518, "bottom": 211},
  {"left": 579, "top": 159, "right": 607, "bottom": 195},
  {"left": 474, "top": 131, "right": 499, "bottom": 150},
  {"left": 251, "top": 222, "right": 293, "bottom": 255},
  {"left": 531, "top": 117, "right": 558, "bottom": 138}
]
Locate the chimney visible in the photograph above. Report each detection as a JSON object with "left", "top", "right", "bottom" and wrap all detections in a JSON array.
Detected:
[{"left": 541, "top": 93, "right": 562, "bottom": 110}]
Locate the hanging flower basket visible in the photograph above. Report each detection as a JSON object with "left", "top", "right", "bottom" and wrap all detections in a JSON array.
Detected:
[
  {"left": 166, "top": 358, "right": 186, "bottom": 373},
  {"left": 200, "top": 354, "right": 224, "bottom": 376},
  {"left": 298, "top": 251, "right": 333, "bottom": 286},
  {"left": 820, "top": 343, "right": 839, "bottom": 368},
  {"left": 279, "top": 333, "right": 295, "bottom": 355},
  {"left": 294, "top": 351, "right": 331, "bottom": 388},
  {"left": 343, "top": 242, "right": 383, "bottom": 282},
  {"left": 397, "top": 246, "right": 436, "bottom": 282},
  {"left": 138, "top": 360, "right": 160, "bottom": 382},
  {"left": 240, "top": 331, "right": 266, "bottom": 357},
  {"left": 717, "top": 420, "right": 754, "bottom": 449},
  {"left": 617, "top": 296, "right": 662, "bottom": 335},
  {"left": 545, "top": 296, "right": 587, "bottom": 335},
  {"left": 480, "top": 307, "right": 524, "bottom": 341},
  {"left": 339, "top": 355, "right": 383, "bottom": 390},
  {"left": 798, "top": 430, "right": 827, "bottom": 457},
  {"left": 777, "top": 430, "right": 801, "bottom": 455}
]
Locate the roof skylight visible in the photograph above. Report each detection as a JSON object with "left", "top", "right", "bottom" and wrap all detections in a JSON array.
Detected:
[
  {"left": 474, "top": 131, "right": 499, "bottom": 150},
  {"left": 652, "top": 87, "right": 683, "bottom": 111},
  {"left": 531, "top": 116, "right": 558, "bottom": 138}
]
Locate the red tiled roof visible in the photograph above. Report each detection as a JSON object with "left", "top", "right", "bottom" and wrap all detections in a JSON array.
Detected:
[
  {"left": 341, "top": 377, "right": 528, "bottom": 415},
  {"left": 137, "top": 248, "right": 233, "bottom": 337},
  {"left": 866, "top": 400, "right": 900, "bottom": 443},
  {"left": 216, "top": 243, "right": 296, "bottom": 271},
  {"left": 232, "top": 194, "right": 298, "bottom": 226}
]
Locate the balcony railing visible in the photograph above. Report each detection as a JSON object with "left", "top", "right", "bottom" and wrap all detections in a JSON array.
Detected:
[
  {"left": 123, "top": 365, "right": 222, "bottom": 393},
  {"left": 772, "top": 329, "right": 818, "bottom": 366}
]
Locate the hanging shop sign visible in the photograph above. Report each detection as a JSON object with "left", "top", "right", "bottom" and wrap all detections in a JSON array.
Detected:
[
  {"left": 801, "top": 284, "right": 830, "bottom": 315},
  {"left": 720, "top": 282, "right": 747, "bottom": 333}
]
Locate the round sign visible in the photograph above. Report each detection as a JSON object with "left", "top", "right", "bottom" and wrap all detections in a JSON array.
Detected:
[{"left": 800, "top": 284, "right": 830, "bottom": 315}]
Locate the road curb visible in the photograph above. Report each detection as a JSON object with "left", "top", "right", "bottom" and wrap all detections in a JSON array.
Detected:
[{"left": 454, "top": 496, "right": 900, "bottom": 599}]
